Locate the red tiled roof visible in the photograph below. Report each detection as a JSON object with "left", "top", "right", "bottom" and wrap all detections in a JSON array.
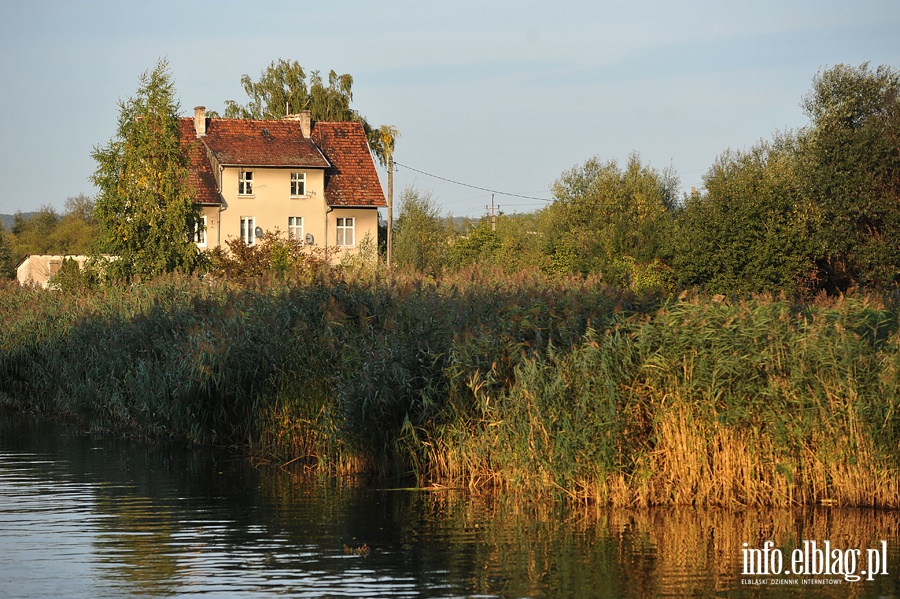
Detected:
[
  {"left": 311, "top": 122, "right": 387, "bottom": 207},
  {"left": 179, "top": 120, "right": 221, "bottom": 206},
  {"left": 178, "top": 116, "right": 385, "bottom": 208},
  {"left": 200, "top": 118, "right": 330, "bottom": 168}
]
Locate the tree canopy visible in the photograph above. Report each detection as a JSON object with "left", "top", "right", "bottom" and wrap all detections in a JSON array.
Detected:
[
  {"left": 4, "top": 196, "right": 99, "bottom": 262},
  {"left": 224, "top": 59, "right": 357, "bottom": 122},
  {"left": 91, "top": 59, "right": 202, "bottom": 281},
  {"left": 393, "top": 187, "right": 448, "bottom": 275},
  {"left": 0, "top": 222, "right": 14, "bottom": 279},
  {"left": 223, "top": 59, "right": 395, "bottom": 165},
  {"left": 672, "top": 136, "right": 818, "bottom": 295},
  {"left": 542, "top": 154, "right": 677, "bottom": 285},
  {"left": 800, "top": 62, "right": 900, "bottom": 291}
]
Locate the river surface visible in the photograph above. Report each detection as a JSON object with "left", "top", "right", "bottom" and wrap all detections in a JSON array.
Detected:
[{"left": 1, "top": 409, "right": 899, "bottom": 598}]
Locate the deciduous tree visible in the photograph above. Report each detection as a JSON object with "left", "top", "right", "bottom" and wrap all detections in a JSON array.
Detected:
[
  {"left": 91, "top": 59, "right": 202, "bottom": 281},
  {"left": 11, "top": 207, "right": 60, "bottom": 257},
  {"left": 543, "top": 154, "right": 677, "bottom": 286},
  {"left": 393, "top": 187, "right": 447, "bottom": 274},
  {"left": 800, "top": 62, "right": 900, "bottom": 291},
  {"left": 672, "top": 135, "right": 819, "bottom": 295},
  {"left": 0, "top": 222, "right": 15, "bottom": 279},
  {"left": 223, "top": 59, "right": 396, "bottom": 165}
]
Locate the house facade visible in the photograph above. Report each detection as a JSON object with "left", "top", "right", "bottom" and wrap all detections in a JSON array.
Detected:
[{"left": 181, "top": 107, "right": 386, "bottom": 259}]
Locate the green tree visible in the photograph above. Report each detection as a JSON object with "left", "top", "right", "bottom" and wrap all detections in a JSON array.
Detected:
[
  {"left": 800, "top": 63, "right": 900, "bottom": 291},
  {"left": 393, "top": 187, "right": 447, "bottom": 274},
  {"left": 492, "top": 212, "right": 548, "bottom": 275},
  {"left": 543, "top": 154, "right": 677, "bottom": 285},
  {"left": 672, "top": 135, "right": 818, "bottom": 295},
  {"left": 8, "top": 197, "right": 99, "bottom": 258},
  {"left": 225, "top": 59, "right": 357, "bottom": 121},
  {"left": 49, "top": 257, "right": 101, "bottom": 293},
  {"left": 11, "top": 207, "right": 61, "bottom": 256},
  {"left": 52, "top": 194, "right": 99, "bottom": 255},
  {"left": 223, "top": 59, "right": 394, "bottom": 165},
  {"left": 91, "top": 59, "right": 202, "bottom": 281},
  {"left": 446, "top": 218, "right": 500, "bottom": 270},
  {"left": 0, "top": 221, "right": 15, "bottom": 279}
]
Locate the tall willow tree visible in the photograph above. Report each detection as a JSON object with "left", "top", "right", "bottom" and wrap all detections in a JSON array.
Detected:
[
  {"left": 91, "top": 59, "right": 201, "bottom": 281},
  {"left": 223, "top": 59, "right": 395, "bottom": 165},
  {"left": 224, "top": 59, "right": 357, "bottom": 121}
]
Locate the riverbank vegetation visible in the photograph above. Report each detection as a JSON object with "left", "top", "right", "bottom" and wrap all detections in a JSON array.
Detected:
[
  {"left": 2, "top": 61, "right": 899, "bottom": 507},
  {"left": 2, "top": 271, "right": 899, "bottom": 507}
]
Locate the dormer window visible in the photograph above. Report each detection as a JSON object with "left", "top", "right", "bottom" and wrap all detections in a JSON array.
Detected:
[
  {"left": 291, "top": 172, "right": 306, "bottom": 197},
  {"left": 239, "top": 170, "right": 253, "bottom": 196}
]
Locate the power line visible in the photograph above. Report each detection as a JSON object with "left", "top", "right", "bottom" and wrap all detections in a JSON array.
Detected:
[{"left": 393, "top": 161, "right": 553, "bottom": 202}]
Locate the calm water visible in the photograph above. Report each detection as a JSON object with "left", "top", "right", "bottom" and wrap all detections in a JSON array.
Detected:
[{"left": 2, "top": 409, "right": 899, "bottom": 598}]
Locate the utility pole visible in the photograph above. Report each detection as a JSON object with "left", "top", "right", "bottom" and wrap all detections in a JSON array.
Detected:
[
  {"left": 387, "top": 155, "right": 394, "bottom": 270},
  {"left": 486, "top": 194, "right": 499, "bottom": 231},
  {"left": 377, "top": 125, "right": 399, "bottom": 272}
]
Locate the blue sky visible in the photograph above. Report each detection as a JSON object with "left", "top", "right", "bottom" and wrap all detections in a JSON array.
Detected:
[{"left": 1, "top": 0, "right": 898, "bottom": 217}]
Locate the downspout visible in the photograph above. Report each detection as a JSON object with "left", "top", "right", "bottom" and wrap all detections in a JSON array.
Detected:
[
  {"left": 325, "top": 204, "right": 333, "bottom": 268},
  {"left": 217, "top": 165, "right": 225, "bottom": 247}
]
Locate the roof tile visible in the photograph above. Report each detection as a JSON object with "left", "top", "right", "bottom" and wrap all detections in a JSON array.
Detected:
[
  {"left": 311, "top": 122, "right": 387, "bottom": 207},
  {"left": 179, "top": 116, "right": 385, "bottom": 208},
  {"left": 202, "top": 119, "right": 329, "bottom": 167},
  {"left": 179, "top": 120, "right": 221, "bottom": 206}
]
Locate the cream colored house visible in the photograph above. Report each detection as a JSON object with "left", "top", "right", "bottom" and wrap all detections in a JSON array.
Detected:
[{"left": 181, "top": 107, "right": 386, "bottom": 260}]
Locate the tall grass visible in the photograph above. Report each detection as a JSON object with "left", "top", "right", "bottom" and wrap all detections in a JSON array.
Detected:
[{"left": 1, "top": 273, "right": 898, "bottom": 506}]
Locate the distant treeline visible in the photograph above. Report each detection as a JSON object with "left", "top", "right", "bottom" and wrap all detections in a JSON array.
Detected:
[
  {"left": 393, "top": 63, "right": 899, "bottom": 297},
  {"left": 0, "top": 195, "right": 98, "bottom": 277}
]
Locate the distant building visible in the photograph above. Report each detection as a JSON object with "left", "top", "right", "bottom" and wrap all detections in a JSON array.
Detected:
[{"left": 16, "top": 255, "right": 89, "bottom": 288}]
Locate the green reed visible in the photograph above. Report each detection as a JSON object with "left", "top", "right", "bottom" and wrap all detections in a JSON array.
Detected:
[{"left": 1, "top": 272, "right": 898, "bottom": 506}]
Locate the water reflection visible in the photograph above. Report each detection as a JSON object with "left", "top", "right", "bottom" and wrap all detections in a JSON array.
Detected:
[{"left": 1, "top": 409, "right": 899, "bottom": 598}]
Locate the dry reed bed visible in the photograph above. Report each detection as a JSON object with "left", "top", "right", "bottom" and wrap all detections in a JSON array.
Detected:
[{"left": 0, "top": 274, "right": 898, "bottom": 507}]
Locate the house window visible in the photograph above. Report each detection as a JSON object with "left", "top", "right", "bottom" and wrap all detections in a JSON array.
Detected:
[
  {"left": 239, "top": 170, "right": 253, "bottom": 196},
  {"left": 288, "top": 216, "right": 303, "bottom": 240},
  {"left": 336, "top": 217, "right": 354, "bottom": 246},
  {"left": 290, "top": 172, "right": 306, "bottom": 197},
  {"left": 240, "top": 216, "right": 256, "bottom": 245},
  {"left": 193, "top": 215, "right": 207, "bottom": 247}
]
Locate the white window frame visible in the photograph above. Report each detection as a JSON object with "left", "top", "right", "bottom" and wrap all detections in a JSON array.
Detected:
[
  {"left": 193, "top": 215, "right": 207, "bottom": 247},
  {"left": 288, "top": 216, "right": 303, "bottom": 241},
  {"left": 240, "top": 216, "right": 256, "bottom": 245},
  {"left": 238, "top": 170, "right": 253, "bottom": 196},
  {"left": 290, "top": 172, "right": 306, "bottom": 197},
  {"left": 336, "top": 217, "right": 355, "bottom": 247}
]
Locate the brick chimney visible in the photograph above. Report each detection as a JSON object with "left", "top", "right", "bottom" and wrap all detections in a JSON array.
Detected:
[
  {"left": 284, "top": 110, "right": 311, "bottom": 138},
  {"left": 193, "top": 106, "right": 206, "bottom": 137}
]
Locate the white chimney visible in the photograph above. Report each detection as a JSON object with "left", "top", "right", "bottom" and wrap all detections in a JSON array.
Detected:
[
  {"left": 193, "top": 106, "right": 206, "bottom": 137},
  {"left": 284, "top": 110, "right": 311, "bottom": 138}
]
